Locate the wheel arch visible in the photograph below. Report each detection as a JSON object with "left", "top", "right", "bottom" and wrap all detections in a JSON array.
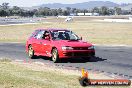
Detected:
[
  {"left": 28, "top": 44, "right": 32, "bottom": 48},
  {"left": 51, "top": 46, "right": 60, "bottom": 56},
  {"left": 51, "top": 46, "right": 57, "bottom": 53},
  {"left": 26, "top": 44, "right": 32, "bottom": 53}
]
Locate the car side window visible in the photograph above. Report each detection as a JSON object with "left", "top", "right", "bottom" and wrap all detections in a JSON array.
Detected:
[{"left": 35, "top": 31, "right": 45, "bottom": 39}]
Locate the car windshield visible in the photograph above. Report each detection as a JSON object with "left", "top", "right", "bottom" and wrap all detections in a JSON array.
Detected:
[{"left": 51, "top": 30, "right": 80, "bottom": 40}]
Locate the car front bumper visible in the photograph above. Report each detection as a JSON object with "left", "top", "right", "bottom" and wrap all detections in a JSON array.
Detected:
[{"left": 59, "top": 50, "right": 95, "bottom": 58}]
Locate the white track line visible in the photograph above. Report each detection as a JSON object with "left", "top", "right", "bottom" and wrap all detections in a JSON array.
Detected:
[{"left": 0, "top": 23, "right": 38, "bottom": 26}]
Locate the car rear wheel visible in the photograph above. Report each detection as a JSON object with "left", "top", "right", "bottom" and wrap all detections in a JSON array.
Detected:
[
  {"left": 52, "top": 48, "right": 59, "bottom": 63},
  {"left": 28, "top": 45, "right": 35, "bottom": 59}
]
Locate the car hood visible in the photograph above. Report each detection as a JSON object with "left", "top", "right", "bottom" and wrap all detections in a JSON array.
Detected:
[{"left": 54, "top": 40, "right": 93, "bottom": 47}]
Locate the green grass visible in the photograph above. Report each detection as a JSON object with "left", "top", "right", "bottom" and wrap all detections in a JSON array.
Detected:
[
  {"left": 0, "top": 62, "right": 80, "bottom": 88},
  {"left": 0, "top": 17, "right": 132, "bottom": 45}
]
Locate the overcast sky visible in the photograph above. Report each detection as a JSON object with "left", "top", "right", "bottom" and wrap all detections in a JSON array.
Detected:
[{"left": 0, "top": 0, "right": 132, "bottom": 7}]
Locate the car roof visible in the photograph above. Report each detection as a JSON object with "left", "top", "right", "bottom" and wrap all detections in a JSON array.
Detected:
[{"left": 35, "top": 28, "right": 69, "bottom": 32}]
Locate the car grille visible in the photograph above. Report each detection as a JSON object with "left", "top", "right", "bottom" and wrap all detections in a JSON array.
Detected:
[{"left": 63, "top": 52, "right": 95, "bottom": 57}]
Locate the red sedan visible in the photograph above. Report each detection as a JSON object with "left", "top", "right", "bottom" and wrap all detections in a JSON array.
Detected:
[{"left": 26, "top": 28, "right": 95, "bottom": 63}]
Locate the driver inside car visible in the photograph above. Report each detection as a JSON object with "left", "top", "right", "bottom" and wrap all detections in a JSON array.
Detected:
[{"left": 42, "top": 31, "right": 50, "bottom": 40}]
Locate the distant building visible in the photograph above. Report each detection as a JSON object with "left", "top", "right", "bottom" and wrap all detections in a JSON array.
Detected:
[
  {"left": 85, "top": 13, "right": 92, "bottom": 16},
  {"left": 77, "top": 12, "right": 99, "bottom": 16},
  {"left": 70, "top": 13, "right": 76, "bottom": 16},
  {"left": 77, "top": 13, "right": 85, "bottom": 16},
  {"left": 93, "top": 13, "right": 99, "bottom": 16}
]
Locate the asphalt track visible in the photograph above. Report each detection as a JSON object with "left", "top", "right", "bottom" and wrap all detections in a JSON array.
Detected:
[
  {"left": 0, "top": 18, "right": 38, "bottom": 25},
  {"left": 0, "top": 43, "right": 132, "bottom": 79}
]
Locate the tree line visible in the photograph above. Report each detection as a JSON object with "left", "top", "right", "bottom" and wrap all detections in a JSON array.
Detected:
[{"left": 0, "top": 3, "right": 132, "bottom": 17}]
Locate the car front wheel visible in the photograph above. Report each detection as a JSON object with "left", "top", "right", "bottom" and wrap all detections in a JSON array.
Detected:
[{"left": 52, "top": 48, "right": 59, "bottom": 63}]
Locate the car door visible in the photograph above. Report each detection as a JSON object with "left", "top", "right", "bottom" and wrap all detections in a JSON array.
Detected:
[
  {"left": 32, "top": 30, "right": 45, "bottom": 54},
  {"left": 39, "top": 31, "right": 52, "bottom": 56}
]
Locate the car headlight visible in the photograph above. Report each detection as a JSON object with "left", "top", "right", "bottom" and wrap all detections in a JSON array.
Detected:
[
  {"left": 88, "top": 46, "right": 94, "bottom": 49},
  {"left": 62, "top": 46, "right": 73, "bottom": 50}
]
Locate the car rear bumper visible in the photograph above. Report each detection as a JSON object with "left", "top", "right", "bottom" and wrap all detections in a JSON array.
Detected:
[{"left": 59, "top": 50, "right": 95, "bottom": 58}]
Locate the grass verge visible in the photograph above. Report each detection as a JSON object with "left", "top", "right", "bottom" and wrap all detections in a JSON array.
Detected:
[
  {"left": 0, "top": 60, "right": 79, "bottom": 88},
  {"left": 0, "top": 58, "right": 131, "bottom": 88}
]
